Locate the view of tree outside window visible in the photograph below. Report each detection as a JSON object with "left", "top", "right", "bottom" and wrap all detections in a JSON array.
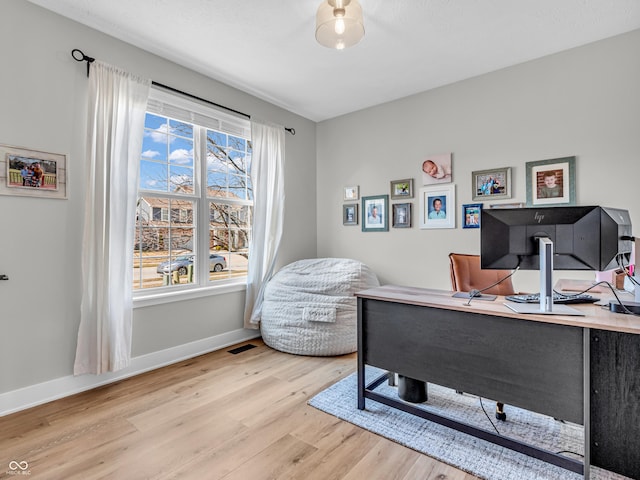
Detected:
[{"left": 133, "top": 107, "right": 252, "bottom": 291}]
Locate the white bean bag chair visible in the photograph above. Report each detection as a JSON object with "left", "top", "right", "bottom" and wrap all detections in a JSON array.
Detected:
[{"left": 261, "top": 258, "right": 380, "bottom": 356}]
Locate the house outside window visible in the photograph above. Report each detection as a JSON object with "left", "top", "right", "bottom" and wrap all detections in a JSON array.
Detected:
[{"left": 133, "top": 88, "right": 252, "bottom": 292}]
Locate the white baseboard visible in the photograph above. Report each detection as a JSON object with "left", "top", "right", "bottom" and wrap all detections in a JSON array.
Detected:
[{"left": 0, "top": 329, "right": 261, "bottom": 417}]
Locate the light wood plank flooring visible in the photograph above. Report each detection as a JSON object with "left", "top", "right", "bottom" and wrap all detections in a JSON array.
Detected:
[{"left": 1, "top": 340, "right": 479, "bottom": 480}]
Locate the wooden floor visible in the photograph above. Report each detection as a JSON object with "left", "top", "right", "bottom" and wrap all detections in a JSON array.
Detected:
[{"left": 0, "top": 340, "right": 478, "bottom": 480}]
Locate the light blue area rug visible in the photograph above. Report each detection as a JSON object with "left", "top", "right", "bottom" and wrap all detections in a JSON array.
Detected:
[{"left": 309, "top": 367, "right": 629, "bottom": 480}]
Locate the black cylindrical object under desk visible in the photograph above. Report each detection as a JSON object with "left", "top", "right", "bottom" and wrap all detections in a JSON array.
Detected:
[{"left": 397, "top": 375, "right": 427, "bottom": 403}]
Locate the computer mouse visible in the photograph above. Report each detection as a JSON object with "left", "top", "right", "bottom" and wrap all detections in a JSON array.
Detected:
[{"left": 469, "top": 289, "right": 481, "bottom": 298}]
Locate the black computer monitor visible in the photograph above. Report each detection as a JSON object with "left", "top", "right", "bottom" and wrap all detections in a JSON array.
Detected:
[{"left": 481, "top": 206, "right": 632, "bottom": 314}]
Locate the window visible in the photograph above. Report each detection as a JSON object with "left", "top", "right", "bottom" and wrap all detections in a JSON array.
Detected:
[{"left": 133, "top": 88, "right": 252, "bottom": 292}]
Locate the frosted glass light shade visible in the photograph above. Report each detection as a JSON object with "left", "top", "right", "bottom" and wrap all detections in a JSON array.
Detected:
[{"left": 315, "top": 0, "right": 364, "bottom": 50}]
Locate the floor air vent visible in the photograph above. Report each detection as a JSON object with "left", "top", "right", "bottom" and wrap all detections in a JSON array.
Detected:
[{"left": 228, "top": 343, "right": 258, "bottom": 354}]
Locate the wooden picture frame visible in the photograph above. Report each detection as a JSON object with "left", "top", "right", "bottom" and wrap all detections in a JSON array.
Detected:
[
  {"left": 472, "top": 167, "right": 511, "bottom": 201},
  {"left": 392, "top": 203, "right": 412, "bottom": 228},
  {"left": 362, "top": 194, "right": 389, "bottom": 232},
  {"left": 343, "top": 203, "right": 358, "bottom": 225},
  {"left": 0, "top": 144, "right": 68, "bottom": 199},
  {"left": 526, "top": 156, "right": 576, "bottom": 207},
  {"left": 419, "top": 184, "right": 455, "bottom": 229},
  {"left": 390, "top": 178, "right": 413, "bottom": 200}
]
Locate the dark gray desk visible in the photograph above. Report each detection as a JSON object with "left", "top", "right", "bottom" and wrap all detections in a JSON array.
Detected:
[{"left": 356, "top": 285, "right": 640, "bottom": 479}]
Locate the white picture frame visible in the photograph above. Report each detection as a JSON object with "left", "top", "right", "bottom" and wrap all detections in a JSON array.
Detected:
[
  {"left": 343, "top": 185, "right": 359, "bottom": 201},
  {"left": 0, "top": 143, "right": 68, "bottom": 199},
  {"left": 419, "top": 184, "right": 456, "bottom": 229}
]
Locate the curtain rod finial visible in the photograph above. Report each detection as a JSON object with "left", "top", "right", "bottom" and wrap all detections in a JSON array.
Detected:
[{"left": 71, "top": 49, "right": 95, "bottom": 77}]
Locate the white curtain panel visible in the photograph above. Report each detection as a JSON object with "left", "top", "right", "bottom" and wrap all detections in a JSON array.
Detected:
[
  {"left": 74, "top": 62, "right": 150, "bottom": 375},
  {"left": 243, "top": 120, "right": 286, "bottom": 328}
]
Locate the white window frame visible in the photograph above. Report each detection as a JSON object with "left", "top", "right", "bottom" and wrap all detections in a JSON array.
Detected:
[
  {"left": 133, "top": 87, "right": 252, "bottom": 306},
  {"left": 155, "top": 207, "right": 168, "bottom": 222}
]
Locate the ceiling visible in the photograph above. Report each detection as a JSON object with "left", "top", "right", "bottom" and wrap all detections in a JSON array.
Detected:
[{"left": 27, "top": 0, "right": 640, "bottom": 122}]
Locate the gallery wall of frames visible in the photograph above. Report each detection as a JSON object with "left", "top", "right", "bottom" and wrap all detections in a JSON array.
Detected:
[{"left": 342, "top": 153, "right": 576, "bottom": 232}]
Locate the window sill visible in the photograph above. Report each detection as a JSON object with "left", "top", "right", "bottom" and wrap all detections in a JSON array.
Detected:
[{"left": 133, "top": 280, "right": 247, "bottom": 309}]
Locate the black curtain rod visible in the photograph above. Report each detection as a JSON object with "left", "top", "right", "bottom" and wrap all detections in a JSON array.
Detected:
[{"left": 71, "top": 49, "right": 295, "bottom": 135}]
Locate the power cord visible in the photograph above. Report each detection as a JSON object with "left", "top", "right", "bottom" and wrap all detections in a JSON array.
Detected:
[
  {"left": 478, "top": 396, "right": 501, "bottom": 435},
  {"left": 479, "top": 396, "right": 584, "bottom": 458},
  {"left": 541, "top": 254, "right": 640, "bottom": 316},
  {"left": 464, "top": 251, "right": 635, "bottom": 454},
  {"left": 556, "top": 450, "right": 584, "bottom": 458},
  {"left": 561, "top": 278, "right": 640, "bottom": 317},
  {"left": 465, "top": 265, "right": 521, "bottom": 306},
  {"left": 617, "top": 253, "right": 640, "bottom": 288}
]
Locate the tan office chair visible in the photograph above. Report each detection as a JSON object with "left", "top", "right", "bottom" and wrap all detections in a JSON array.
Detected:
[
  {"left": 449, "top": 253, "right": 516, "bottom": 296},
  {"left": 448, "top": 252, "right": 515, "bottom": 420}
]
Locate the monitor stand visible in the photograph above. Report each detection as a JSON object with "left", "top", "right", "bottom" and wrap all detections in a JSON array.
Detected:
[
  {"left": 504, "top": 237, "right": 585, "bottom": 316},
  {"left": 504, "top": 303, "right": 584, "bottom": 316}
]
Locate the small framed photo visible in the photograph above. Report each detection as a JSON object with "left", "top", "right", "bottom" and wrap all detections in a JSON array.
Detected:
[
  {"left": 343, "top": 203, "right": 358, "bottom": 226},
  {"left": 362, "top": 194, "right": 389, "bottom": 232},
  {"left": 419, "top": 184, "right": 456, "bottom": 229},
  {"left": 343, "top": 185, "right": 359, "bottom": 201},
  {"left": 462, "top": 203, "right": 482, "bottom": 229},
  {"left": 472, "top": 167, "right": 511, "bottom": 201},
  {"left": 0, "top": 144, "right": 68, "bottom": 199},
  {"left": 390, "top": 178, "right": 414, "bottom": 199},
  {"left": 526, "top": 156, "right": 576, "bottom": 207},
  {"left": 421, "top": 153, "right": 452, "bottom": 185},
  {"left": 392, "top": 203, "right": 412, "bottom": 228}
]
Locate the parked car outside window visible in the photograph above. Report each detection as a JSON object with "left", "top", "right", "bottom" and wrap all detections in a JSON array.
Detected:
[{"left": 156, "top": 254, "right": 227, "bottom": 276}]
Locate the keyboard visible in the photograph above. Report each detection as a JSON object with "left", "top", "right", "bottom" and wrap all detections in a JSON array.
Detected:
[{"left": 505, "top": 293, "right": 599, "bottom": 305}]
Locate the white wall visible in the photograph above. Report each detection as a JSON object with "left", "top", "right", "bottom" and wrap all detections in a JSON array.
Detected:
[
  {"left": 0, "top": 0, "right": 317, "bottom": 407},
  {"left": 317, "top": 29, "right": 640, "bottom": 294}
]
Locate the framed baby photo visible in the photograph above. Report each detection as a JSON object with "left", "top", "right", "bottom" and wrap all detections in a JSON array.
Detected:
[
  {"left": 390, "top": 178, "right": 413, "bottom": 199},
  {"left": 343, "top": 203, "right": 358, "bottom": 226},
  {"left": 392, "top": 203, "right": 412, "bottom": 228},
  {"left": 421, "top": 153, "right": 452, "bottom": 185},
  {"left": 362, "top": 194, "right": 389, "bottom": 232},
  {"left": 471, "top": 167, "right": 511, "bottom": 201},
  {"left": 419, "top": 184, "right": 455, "bottom": 229},
  {"left": 343, "top": 185, "right": 359, "bottom": 201},
  {"left": 462, "top": 203, "right": 482, "bottom": 229},
  {"left": 0, "top": 143, "right": 68, "bottom": 199},
  {"left": 526, "top": 156, "right": 576, "bottom": 207}
]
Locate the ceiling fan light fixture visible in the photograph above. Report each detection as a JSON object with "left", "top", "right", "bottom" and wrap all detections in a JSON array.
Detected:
[{"left": 315, "top": 0, "right": 364, "bottom": 50}]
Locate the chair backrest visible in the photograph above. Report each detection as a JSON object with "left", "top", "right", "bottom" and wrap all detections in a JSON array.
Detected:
[{"left": 448, "top": 253, "right": 516, "bottom": 296}]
